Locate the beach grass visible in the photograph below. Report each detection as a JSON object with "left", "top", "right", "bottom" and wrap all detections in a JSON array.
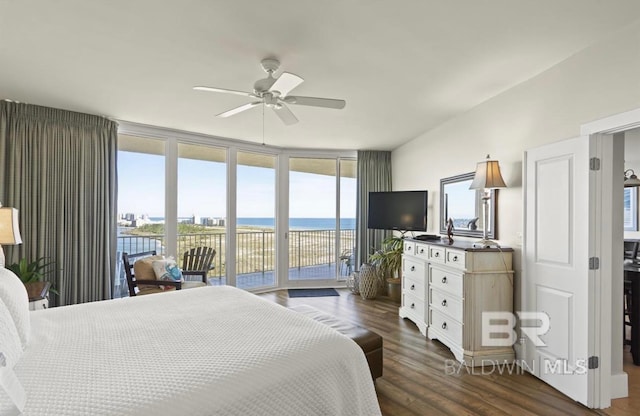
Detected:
[{"left": 121, "top": 224, "right": 355, "bottom": 277}]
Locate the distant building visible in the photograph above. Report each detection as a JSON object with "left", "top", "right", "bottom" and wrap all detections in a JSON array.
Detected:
[{"left": 199, "top": 217, "right": 224, "bottom": 226}]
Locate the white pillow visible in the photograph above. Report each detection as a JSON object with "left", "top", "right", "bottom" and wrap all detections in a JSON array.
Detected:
[
  {"left": 152, "top": 257, "right": 184, "bottom": 282},
  {"left": 0, "top": 297, "right": 22, "bottom": 368},
  {"left": 0, "top": 364, "right": 26, "bottom": 416},
  {"left": 0, "top": 268, "right": 30, "bottom": 349},
  {"left": 0, "top": 298, "right": 24, "bottom": 415}
]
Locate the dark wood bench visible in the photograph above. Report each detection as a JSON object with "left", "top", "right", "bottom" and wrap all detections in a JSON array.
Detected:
[{"left": 289, "top": 305, "right": 383, "bottom": 380}]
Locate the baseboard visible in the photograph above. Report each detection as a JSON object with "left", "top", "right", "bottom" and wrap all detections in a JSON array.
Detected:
[{"left": 610, "top": 371, "right": 628, "bottom": 399}]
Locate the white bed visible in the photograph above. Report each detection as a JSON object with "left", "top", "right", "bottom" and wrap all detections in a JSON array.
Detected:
[{"left": 1, "top": 282, "right": 381, "bottom": 415}]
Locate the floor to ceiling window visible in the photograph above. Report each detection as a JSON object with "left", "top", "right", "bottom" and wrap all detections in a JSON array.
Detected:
[
  {"left": 287, "top": 157, "right": 356, "bottom": 285},
  {"left": 177, "top": 143, "right": 227, "bottom": 285},
  {"left": 115, "top": 135, "right": 166, "bottom": 298},
  {"left": 236, "top": 151, "right": 277, "bottom": 289},
  {"left": 116, "top": 125, "right": 356, "bottom": 294},
  {"left": 339, "top": 159, "right": 357, "bottom": 276}
]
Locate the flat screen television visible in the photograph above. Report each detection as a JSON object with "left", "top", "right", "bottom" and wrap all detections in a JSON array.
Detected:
[{"left": 367, "top": 191, "right": 428, "bottom": 231}]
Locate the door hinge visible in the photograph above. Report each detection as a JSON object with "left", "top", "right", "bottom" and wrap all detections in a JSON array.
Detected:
[
  {"left": 589, "top": 257, "right": 600, "bottom": 270},
  {"left": 588, "top": 356, "right": 599, "bottom": 369},
  {"left": 285, "top": 232, "right": 288, "bottom": 240},
  {"left": 590, "top": 157, "right": 601, "bottom": 171}
]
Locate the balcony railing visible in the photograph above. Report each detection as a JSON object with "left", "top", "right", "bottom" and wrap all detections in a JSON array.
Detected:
[{"left": 116, "top": 229, "right": 355, "bottom": 294}]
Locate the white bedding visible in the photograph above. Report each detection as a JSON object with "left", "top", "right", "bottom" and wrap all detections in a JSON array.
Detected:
[{"left": 12, "top": 286, "right": 381, "bottom": 415}]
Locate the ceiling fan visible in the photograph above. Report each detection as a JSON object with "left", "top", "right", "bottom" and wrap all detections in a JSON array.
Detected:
[{"left": 193, "top": 58, "right": 346, "bottom": 125}]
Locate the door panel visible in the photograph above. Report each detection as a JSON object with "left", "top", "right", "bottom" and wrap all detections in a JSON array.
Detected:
[
  {"left": 535, "top": 156, "right": 572, "bottom": 265},
  {"left": 524, "top": 136, "right": 595, "bottom": 406}
]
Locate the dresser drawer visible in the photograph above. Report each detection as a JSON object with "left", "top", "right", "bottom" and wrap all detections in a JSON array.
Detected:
[
  {"left": 403, "top": 275, "right": 426, "bottom": 300},
  {"left": 403, "top": 241, "right": 415, "bottom": 255},
  {"left": 403, "top": 257, "right": 425, "bottom": 281},
  {"left": 429, "top": 246, "right": 446, "bottom": 263},
  {"left": 415, "top": 243, "right": 429, "bottom": 259},
  {"left": 403, "top": 292, "right": 425, "bottom": 319},
  {"left": 430, "top": 308, "right": 463, "bottom": 345},
  {"left": 430, "top": 266, "right": 463, "bottom": 296},
  {"left": 430, "top": 288, "right": 462, "bottom": 321},
  {"left": 445, "top": 249, "right": 466, "bottom": 269}
]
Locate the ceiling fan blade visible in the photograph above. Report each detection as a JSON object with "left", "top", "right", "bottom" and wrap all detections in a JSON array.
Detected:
[
  {"left": 269, "top": 72, "right": 304, "bottom": 97},
  {"left": 273, "top": 103, "right": 298, "bottom": 125},
  {"left": 217, "top": 102, "right": 261, "bottom": 118},
  {"left": 194, "top": 86, "right": 253, "bottom": 97},
  {"left": 284, "top": 95, "right": 346, "bottom": 109}
]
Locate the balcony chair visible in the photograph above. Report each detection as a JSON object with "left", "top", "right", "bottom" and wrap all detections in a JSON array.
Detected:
[
  {"left": 340, "top": 249, "right": 354, "bottom": 276},
  {"left": 122, "top": 251, "right": 207, "bottom": 297},
  {"left": 182, "top": 246, "right": 218, "bottom": 283}
]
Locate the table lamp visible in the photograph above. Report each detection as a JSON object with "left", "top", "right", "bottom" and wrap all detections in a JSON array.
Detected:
[
  {"left": 469, "top": 155, "right": 506, "bottom": 248},
  {"left": 0, "top": 204, "right": 22, "bottom": 267},
  {"left": 624, "top": 169, "right": 640, "bottom": 187}
]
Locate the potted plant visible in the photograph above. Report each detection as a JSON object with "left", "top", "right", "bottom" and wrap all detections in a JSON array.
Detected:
[
  {"left": 6, "top": 257, "right": 57, "bottom": 293},
  {"left": 368, "top": 236, "right": 403, "bottom": 302}
]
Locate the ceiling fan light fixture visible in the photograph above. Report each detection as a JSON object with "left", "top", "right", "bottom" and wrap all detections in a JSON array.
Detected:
[{"left": 193, "top": 58, "right": 346, "bottom": 125}]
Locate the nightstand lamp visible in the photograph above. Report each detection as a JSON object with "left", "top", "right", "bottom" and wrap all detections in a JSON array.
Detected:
[
  {"left": 0, "top": 203, "right": 22, "bottom": 268},
  {"left": 469, "top": 155, "right": 506, "bottom": 248},
  {"left": 624, "top": 169, "right": 640, "bottom": 187}
]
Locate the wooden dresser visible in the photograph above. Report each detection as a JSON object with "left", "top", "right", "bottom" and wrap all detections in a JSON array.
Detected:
[{"left": 399, "top": 238, "right": 514, "bottom": 365}]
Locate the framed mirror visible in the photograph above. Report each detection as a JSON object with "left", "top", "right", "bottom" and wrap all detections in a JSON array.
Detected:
[{"left": 439, "top": 172, "right": 496, "bottom": 238}]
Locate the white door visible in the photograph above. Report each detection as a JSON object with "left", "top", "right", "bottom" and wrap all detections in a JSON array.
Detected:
[{"left": 523, "top": 136, "right": 597, "bottom": 407}]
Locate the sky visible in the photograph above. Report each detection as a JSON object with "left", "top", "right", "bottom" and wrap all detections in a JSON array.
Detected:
[
  {"left": 444, "top": 179, "right": 477, "bottom": 219},
  {"left": 118, "top": 151, "right": 356, "bottom": 219}
]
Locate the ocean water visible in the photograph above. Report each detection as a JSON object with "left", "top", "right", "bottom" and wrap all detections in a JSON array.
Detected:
[
  {"left": 144, "top": 217, "right": 356, "bottom": 230},
  {"left": 239, "top": 217, "right": 356, "bottom": 230}
]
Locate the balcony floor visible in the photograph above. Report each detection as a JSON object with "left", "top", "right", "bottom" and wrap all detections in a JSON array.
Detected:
[{"left": 205, "top": 263, "right": 351, "bottom": 290}]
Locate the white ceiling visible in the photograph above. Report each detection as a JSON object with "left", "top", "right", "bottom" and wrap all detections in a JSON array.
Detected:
[{"left": 1, "top": 1, "right": 639, "bottom": 151}]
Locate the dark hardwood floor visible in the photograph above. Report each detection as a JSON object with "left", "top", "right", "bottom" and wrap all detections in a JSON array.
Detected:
[{"left": 258, "top": 289, "right": 639, "bottom": 416}]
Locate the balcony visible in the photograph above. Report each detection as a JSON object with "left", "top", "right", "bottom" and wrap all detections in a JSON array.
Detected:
[{"left": 115, "top": 229, "right": 355, "bottom": 297}]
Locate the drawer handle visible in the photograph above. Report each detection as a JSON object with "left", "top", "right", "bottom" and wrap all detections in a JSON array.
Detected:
[
  {"left": 407, "top": 246, "right": 412, "bottom": 251},
  {"left": 410, "top": 266, "right": 416, "bottom": 272},
  {"left": 410, "top": 284, "right": 415, "bottom": 290},
  {"left": 441, "top": 299, "right": 447, "bottom": 307},
  {"left": 419, "top": 248, "right": 425, "bottom": 254},
  {"left": 441, "top": 276, "right": 447, "bottom": 284},
  {"left": 434, "top": 252, "right": 440, "bottom": 257},
  {"left": 452, "top": 255, "right": 458, "bottom": 261},
  {"left": 442, "top": 322, "right": 447, "bottom": 330},
  {"left": 410, "top": 303, "right": 415, "bottom": 309}
]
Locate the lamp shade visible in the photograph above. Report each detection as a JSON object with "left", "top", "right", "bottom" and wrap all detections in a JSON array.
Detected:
[
  {"left": 469, "top": 157, "right": 507, "bottom": 190},
  {"left": 624, "top": 169, "right": 640, "bottom": 187},
  {"left": 0, "top": 207, "right": 22, "bottom": 245}
]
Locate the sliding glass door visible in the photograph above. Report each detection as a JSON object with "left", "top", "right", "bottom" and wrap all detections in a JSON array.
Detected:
[
  {"left": 339, "top": 159, "right": 357, "bottom": 277},
  {"left": 116, "top": 135, "right": 166, "bottom": 298},
  {"left": 176, "top": 143, "right": 227, "bottom": 285},
  {"left": 286, "top": 157, "right": 356, "bottom": 286},
  {"left": 236, "top": 151, "right": 277, "bottom": 289}
]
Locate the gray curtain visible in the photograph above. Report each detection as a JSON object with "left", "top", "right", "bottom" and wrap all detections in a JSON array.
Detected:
[
  {"left": 356, "top": 150, "right": 392, "bottom": 269},
  {"left": 0, "top": 100, "right": 118, "bottom": 306}
]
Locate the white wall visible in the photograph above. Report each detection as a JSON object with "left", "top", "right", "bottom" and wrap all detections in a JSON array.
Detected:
[{"left": 393, "top": 20, "right": 640, "bottom": 309}]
